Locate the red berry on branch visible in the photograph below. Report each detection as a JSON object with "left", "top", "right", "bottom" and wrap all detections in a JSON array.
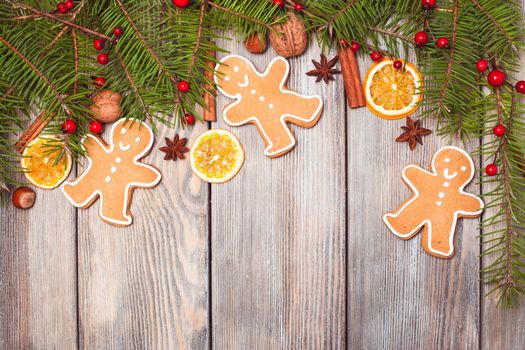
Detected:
[
  {"left": 350, "top": 41, "right": 360, "bottom": 52},
  {"left": 493, "top": 124, "right": 506, "bottom": 137},
  {"left": 65, "top": 0, "right": 74, "bottom": 9},
  {"left": 172, "top": 0, "right": 190, "bottom": 8},
  {"left": 113, "top": 26, "right": 123, "bottom": 37},
  {"left": 90, "top": 121, "right": 103, "bottom": 134},
  {"left": 185, "top": 113, "right": 195, "bottom": 125},
  {"left": 421, "top": 0, "right": 436, "bottom": 10},
  {"left": 515, "top": 80, "right": 525, "bottom": 94},
  {"left": 294, "top": 2, "right": 304, "bottom": 11},
  {"left": 97, "top": 53, "right": 109, "bottom": 65},
  {"left": 370, "top": 51, "right": 383, "bottom": 61},
  {"left": 485, "top": 164, "right": 498, "bottom": 176},
  {"left": 437, "top": 37, "right": 449, "bottom": 49},
  {"left": 62, "top": 119, "right": 76, "bottom": 134},
  {"left": 57, "top": 2, "right": 67, "bottom": 13},
  {"left": 487, "top": 69, "right": 505, "bottom": 87},
  {"left": 414, "top": 31, "right": 428, "bottom": 47},
  {"left": 476, "top": 59, "right": 489, "bottom": 72},
  {"left": 93, "top": 76, "right": 106, "bottom": 88},
  {"left": 178, "top": 80, "right": 189, "bottom": 92},
  {"left": 273, "top": 0, "right": 285, "bottom": 8},
  {"left": 339, "top": 39, "right": 349, "bottom": 48},
  {"left": 93, "top": 38, "right": 105, "bottom": 51},
  {"left": 393, "top": 60, "right": 403, "bottom": 69}
]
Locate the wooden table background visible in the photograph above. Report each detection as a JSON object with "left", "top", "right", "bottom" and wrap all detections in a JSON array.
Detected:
[{"left": 2, "top": 33, "right": 525, "bottom": 350}]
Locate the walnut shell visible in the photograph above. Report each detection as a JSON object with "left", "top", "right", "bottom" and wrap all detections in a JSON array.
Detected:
[
  {"left": 269, "top": 13, "right": 307, "bottom": 58},
  {"left": 244, "top": 33, "right": 268, "bottom": 54},
  {"left": 89, "top": 90, "right": 122, "bottom": 123}
]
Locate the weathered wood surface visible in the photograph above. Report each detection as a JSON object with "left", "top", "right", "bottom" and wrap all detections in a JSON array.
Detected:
[{"left": 2, "top": 34, "right": 525, "bottom": 350}]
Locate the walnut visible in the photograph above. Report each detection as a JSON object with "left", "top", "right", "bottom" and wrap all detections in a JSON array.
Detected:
[
  {"left": 269, "top": 13, "right": 308, "bottom": 58},
  {"left": 89, "top": 90, "right": 122, "bottom": 123},
  {"left": 244, "top": 33, "right": 268, "bottom": 54}
]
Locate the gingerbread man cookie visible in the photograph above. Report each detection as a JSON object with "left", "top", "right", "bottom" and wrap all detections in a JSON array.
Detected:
[
  {"left": 383, "top": 146, "right": 484, "bottom": 258},
  {"left": 215, "top": 55, "right": 323, "bottom": 158},
  {"left": 62, "top": 119, "right": 161, "bottom": 226}
]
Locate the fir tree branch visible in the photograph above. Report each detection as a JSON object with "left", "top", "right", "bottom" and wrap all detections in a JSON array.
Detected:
[
  {"left": 0, "top": 35, "right": 69, "bottom": 115},
  {"left": 208, "top": 1, "right": 273, "bottom": 31},
  {"left": 188, "top": 0, "right": 208, "bottom": 76},
  {"left": 437, "top": 0, "right": 458, "bottom": 114},
  {"left": 321, "top": 1, "right": 357, "bottom": 30},
  {"left": 369, "top": 27, "right": 412, "bottom": 44},
  {"left": 40, "top": 1, "right": 85, "bottom": 57},
  {"left": 72, "top": 29, "right": 78, "bottom": 95}
]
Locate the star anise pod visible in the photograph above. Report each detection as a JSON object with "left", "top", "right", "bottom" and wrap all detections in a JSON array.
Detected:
[
  {"left": 306, "top": 54, "right": 341, "bottom": 84},
  {"left": 160, "top": 134, "right": 189, "bottom": 161},
  {"left": 396, "top": 117, "right": 432, "bottom": 151}
]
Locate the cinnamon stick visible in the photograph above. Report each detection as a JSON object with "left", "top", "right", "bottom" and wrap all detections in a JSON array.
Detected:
[
  {"left": 16, "top": 112, "right": 50, "bottom": 153},
  {"left": 203, "top": 49, "right": 217, "bottom": 122},
  {"left": 339, "top": 47, "right": 366, "bottom": 108}
]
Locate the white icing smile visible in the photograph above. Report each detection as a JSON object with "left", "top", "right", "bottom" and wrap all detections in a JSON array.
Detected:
[
  {"left": 443, "top": 168, "right": 458, "bottom": 180},
  {"left": 119, "top": 142, "right": 131, "bottom": 151},
  {"left": 238, "top": 74, "right": 249, "bottom": 87}
]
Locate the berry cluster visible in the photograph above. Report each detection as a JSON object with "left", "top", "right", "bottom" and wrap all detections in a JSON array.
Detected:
[
  {"left": 56, "top": 0, "right": 74, "bottom": 14},
  {"left": 414, "top": 1, "right": 449, "bottom": 50},
  {"left": 272, "top": 0, "right": 305, "bottom": 12}
]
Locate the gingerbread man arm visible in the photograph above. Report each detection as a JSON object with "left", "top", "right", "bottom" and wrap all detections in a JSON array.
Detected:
[
  {"left": 265, "top": 57, "right": 289, "bottom": 87},
  {"left": 456, "top": 193, "right": 484, "bottom": 216},
  {"left": 130, "top": 163, "right": 162, "bottom": 186},
  {"left": 402, "top": 165, "right": 436, "bottom": 192}
]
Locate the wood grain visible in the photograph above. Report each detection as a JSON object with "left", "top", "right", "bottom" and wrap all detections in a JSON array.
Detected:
[
  {"left": 211, "top": 40, "right": 346, "bottom": 349},
  {"left": 0, "top": 132, "right": 77, "bottom": 349},
  {"left": 346, "top": 54, "right": 481, "bottom": 349},
  {"left": 76, "top": 122, "right": 209, "bottom": 349}
]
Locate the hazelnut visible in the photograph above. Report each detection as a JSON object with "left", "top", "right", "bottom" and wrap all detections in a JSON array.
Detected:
[
  {"left": 12, "top": 186, "right": 36, "bottom": 209},
  {"left": 269, "top": 13, "right": 308, "bottom": 58},
  {"left": 89, "top": 90, "right": 122, "bottom": 123},
  {"left": 244, "top": 34, "right": 268, "bottom": 54}
]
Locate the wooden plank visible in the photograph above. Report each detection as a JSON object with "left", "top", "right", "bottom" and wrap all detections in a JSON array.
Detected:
[
  {"left": 77, "top": 122, "right": 209, "bottom": 349},
  {"left": 0, "top": 136, "right": 77, "bottom": 348},
  {"left": 346, "top": 55, "right": 481, "bottom": 349},
  {"left": 211, "top": 40, "right": 346, "bottom": 348}
]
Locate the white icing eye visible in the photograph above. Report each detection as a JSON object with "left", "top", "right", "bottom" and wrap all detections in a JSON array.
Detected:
[
  {"left": 105, "top": 176, "right": 111, "bottom": 183},
  {"left": 115, "top": 157, "right": 122, "bottom": 163},
  {"left": 121, "top": 128, "right": 127, "bottom": 135},
  {"left": 269, "top": 104, "right": 274, "bottom": 109},
  {"left": 233, "top": 66, "right": 239, "bottom": 72},
  {"left": 135, "top": 137, "right": 141, "bottom": 143},
  {"left": 111, "top": 167, "right": 117, "bottom": 173},
  {"left": 250, "top": 89, "right": 256, "bottom": 95},
  {"left": 461, "top": 166, "right": 467, "bottom": 172},
  {"left": 443, "top": 182, "right": 450, "bottom": 187},
  {"left": 438, "top": 192, "right": 445, "bottom": 198},
  {"left": 444, "top": 158, "right": 450, "bottom": 163},
  {"left": 224, "top": 76, "right": 230, "bottom": 82},
  {"left": 259, "top": 96, "right": 265, "bottom": 102}
]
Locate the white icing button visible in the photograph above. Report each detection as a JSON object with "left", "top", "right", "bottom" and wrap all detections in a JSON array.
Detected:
[
  {"left": 444, "top": 158, "right": 450, "bottom": 163},
  {"left": 269, "top": 104, "right": 274, "bottom": 109},
  {"left": 115, "top": 157, "right": 122, "bottom": 163},
  {"left": 233, "top": 66, "right": 239, "bottom": 72},
  {"left": 443, "top": 182, "right": 450, "bottom": 188},
  {"left": 121, "top": 128, "right": 127, "bottom": 135},
  {"left": 438, "top": 192, "right": 445, "bottom": 198},
  {"left": 250, "top": 89, "right": 256, "bottom": 95},
  {"left": 461, "top": 166, "right": 467, "bottom": 171},
  {"left": 224, "top": 76, "right": 230, "bottom": 82},
  {"left": 259, "top": 96, "right": 265, "bottom": 102},
  {"left": 111, "top": 167, "right": 117, "bottom": 173},
  {"left": 105, "top": 176, "right": 111, "bottom": 183},
  {"left": 436, "top": 201, "right": 443, "bottom": 207},
  {"left": 135, "top": 137, "right": 141, "bottom": 143}
]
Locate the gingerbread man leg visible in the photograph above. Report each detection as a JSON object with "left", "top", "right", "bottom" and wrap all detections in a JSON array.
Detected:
[
  {"left": 420, "top": 217, "right": 457, "bottom": 257},
  {"left": 258, "top": 118, "right": 296, "bottom": 157},
  {"left": 281, "top": 92, "right": 323, "bottom": 128},
  {"left": 62, "top": 173, "right": 100, "bottom": 206},
  {"left": 384, "top": 201, "right": 427, "bottom": 239},
  {"left": 99, "top": 188, "right": 131, "bottom": 225}
]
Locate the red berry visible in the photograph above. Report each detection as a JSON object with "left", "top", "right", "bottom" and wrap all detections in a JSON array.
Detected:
[
  {"left": 113, "top": 26, "right": 123, "bottom": 37},
  {"left": 62, "top": 119, "right": 76, "bottom": 134},
  {"left": 93, "top": 38, "right": 105, "bottom": 51},
  {"left": 370, "top": 51, "right": 383, "bottom": 62},
  {"left": 172, "top": 0, "right": 190, "bottom": 8},
  {"left": 515, "top": 80, "right": 525, "bottom": 94},
  {"left": 350, "top": 41, "right": 360, "bottom": 52},
  {"left": 421, "top": 0, "right": 436, "bottom": 10},
  {"left": 437, "top": 37, "right": 449, "bottom": 49},
  {"left": 487, "top": 69, "right": 506, "bottom": 87},
  {"left": 476, "top": 59, "right": 489, "bottom": 72},
  {"left": 485, "top": 164, "right": 498, "bottom": 176},
  {"left": 93, "top": 76, "right": 106, "bottom": 88},
  {"left": 493, "top": 124, "right": 506, "bottom": 137},
  {"left": 65, "top": 0, "right": 74, "bottom": 9},
  {"left": 178, "top": 80, "right": 189, "bottom": 92},
  {"left": 414, "top": 31, "right": 428, "bottom": 47},
  {"left": 273, "top": 0, "right": 285, "bottom": 7},
  {"left": 339, "top": 39, "right": 349, "bottom": 48},
  {"left": 185, "top": 113, "right": 195, "bottom": 125},
  {"left": 393, "top": 60, "right": 403, "bottom": 69},
  {"left": 57, "top": 2, "right": 67, "bottom": 13},
  {"left": 294, "top": 2, "right": 304, "bottom": 11},
  {"left": 89, "top": 121, "right": 103, "bottom": 134},
  {"left": 97, "top": 53, "right": 109, "bottom": 65}
]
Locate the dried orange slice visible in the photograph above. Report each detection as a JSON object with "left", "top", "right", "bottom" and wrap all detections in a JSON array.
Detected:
[
  {"left": 21, "top": 137, "right": 72, "bottom": 189},
  {"left": 190, "top": 129, "right": 244, "bottom": 184},
  {"left": 364, "top": 58, "right": 423, "bottom": 120}
]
